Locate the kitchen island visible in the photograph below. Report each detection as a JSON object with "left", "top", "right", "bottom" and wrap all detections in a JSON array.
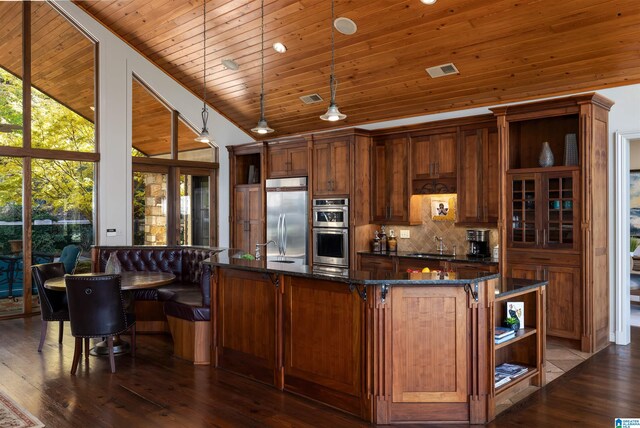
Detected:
[{"left": 206, "top": 254, "right": 546, "bottom": 425}]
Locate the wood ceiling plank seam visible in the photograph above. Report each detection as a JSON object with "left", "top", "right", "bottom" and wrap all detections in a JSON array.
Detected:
[{"left": 80, "top": 0, "right": 175, "bottom": 36}]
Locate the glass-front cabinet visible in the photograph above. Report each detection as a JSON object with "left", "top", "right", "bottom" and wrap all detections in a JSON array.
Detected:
[{"left": 508, "top": 168, "right": 579, "bottom": 251}]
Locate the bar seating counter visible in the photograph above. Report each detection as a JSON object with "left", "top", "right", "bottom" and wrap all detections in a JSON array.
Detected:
[{"left": 207, "top": 253, "right": 546, "bottom": 425}]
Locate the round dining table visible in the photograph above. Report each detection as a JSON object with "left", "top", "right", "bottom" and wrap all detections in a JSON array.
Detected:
[
  {"left": 43, "top": 271, "right": 176, "bottom": 291},
  {"left": 44, "top": 271, "right": 176, "bottom": 356}
]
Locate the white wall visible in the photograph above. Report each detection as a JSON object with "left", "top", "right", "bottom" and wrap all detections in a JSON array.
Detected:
[{"left": 53, "top": 0, "right": 252, "bottom": 247}]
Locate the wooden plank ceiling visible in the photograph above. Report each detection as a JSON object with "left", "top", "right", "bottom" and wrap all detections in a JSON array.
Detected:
[{"left": 54, "top": 0, "right": 640, "bottom": 138}]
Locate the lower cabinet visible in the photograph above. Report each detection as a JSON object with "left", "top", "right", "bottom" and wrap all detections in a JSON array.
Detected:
[
  {"left": 215, "top": 268, "right": 277, "bottom": 385},
  {"left": 507, "top": 257, "right": 581, "bottom": 340},
  {"left": 386, "top": 286, "right": 470, "bottom": 421},
  {"left": 359, "top": 254, "right": 394, "bottom": 273},
  {"left": 283, "top": 276, "right": 365, "bottom": 416}
]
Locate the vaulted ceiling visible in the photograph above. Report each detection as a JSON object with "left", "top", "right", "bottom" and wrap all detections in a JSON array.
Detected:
[{"left": 72, "top": 0, "right": 640, "bottom": 138}]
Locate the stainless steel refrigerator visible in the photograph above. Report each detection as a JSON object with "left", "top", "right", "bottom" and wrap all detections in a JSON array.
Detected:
[{"left": 265, "top": 177, "right": 308, "bottom": 264}]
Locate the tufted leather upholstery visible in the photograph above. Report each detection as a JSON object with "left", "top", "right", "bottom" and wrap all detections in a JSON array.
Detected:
[{"left": 94, "top": 246, "right": 214, "bottom": 303}]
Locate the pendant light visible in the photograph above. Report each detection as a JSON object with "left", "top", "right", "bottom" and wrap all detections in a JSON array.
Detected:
[
  {"left": 320, "top": 0, "right": 346, "bottom": 122},
  {"left": 251, "top": 0, "right": 274, "bottom": 134},
  {"left": 195, "top": 0, "right": 213, "bottom": 144}
]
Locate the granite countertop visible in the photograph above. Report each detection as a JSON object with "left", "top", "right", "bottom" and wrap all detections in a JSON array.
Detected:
[
  {"left": 358, "top": 251, "right": 499, "bottom": 265},
  {"left": 206, "top": 251, "right": 500, "bottom": 286},
  {"left": 496, "top": 277, "right": 548, "bottom": 298}
]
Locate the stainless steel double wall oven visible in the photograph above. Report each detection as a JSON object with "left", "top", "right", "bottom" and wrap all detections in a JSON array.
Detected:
[{"left": 312, "top": 198, "right": 349, "bottom": 274}]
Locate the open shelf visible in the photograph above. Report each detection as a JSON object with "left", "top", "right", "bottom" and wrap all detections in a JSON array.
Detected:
[
  {"left": 495, "top": 327, "right": 537, "bottom": 350},
  {"left": 495, "top": 365, "right": 539, "bottom": 395}
]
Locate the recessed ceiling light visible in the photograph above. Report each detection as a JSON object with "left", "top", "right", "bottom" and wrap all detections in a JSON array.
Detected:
[
  {"left": 89, "top": 106, "right": 95, "bottom": 111},
  {"left": 221, "top": 59, "right": 239, "bottom": 70},
  {"left": 420, "top": 0, "right": 437, "bottom": 4},
  {"left": 334, "top": 17, "right": 357, "bottom": 35},
  {"left": 273, "top": 42, "right": 287, "bottom": 53}
]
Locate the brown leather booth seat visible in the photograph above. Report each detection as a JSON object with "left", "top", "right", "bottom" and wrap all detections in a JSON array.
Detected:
[
  {"left": 94, "top": 246, "right": 213, "bottom": 302},
  {"left": 92, "top": 246, "right": 214, "bottom": 364}
]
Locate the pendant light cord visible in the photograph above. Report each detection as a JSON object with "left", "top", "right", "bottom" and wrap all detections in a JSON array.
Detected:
[
  {"left": 329, "top": 0, "right": 337, "bottom": 103},
  {"left": 201, "top": 0, "right": 209, "bottom": 125},
  {"left": 260, "top": 0, "right": 265, "bottom": 119}
]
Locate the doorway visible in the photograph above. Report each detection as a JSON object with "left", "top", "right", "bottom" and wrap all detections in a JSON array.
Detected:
[{"left": 614, "top": 132, "right": 640, "bottom": 342}]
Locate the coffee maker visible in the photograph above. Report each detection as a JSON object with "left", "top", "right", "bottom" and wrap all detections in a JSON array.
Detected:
[{"left": 466, "top": 229, "right": 490, "bottom": 258}]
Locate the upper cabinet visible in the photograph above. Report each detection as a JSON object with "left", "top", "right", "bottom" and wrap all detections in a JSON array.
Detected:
[
  {"left": 457, "top": 124, "right": 499, "bottom": 225},
  {"left": 371, "top": 134, "right": 420, "bottom": 224},
  {"left": 267, "top": 140, "right": 308, "bottom": 178},
  {"left": 410, "top": 130, "right": 457, "bottom": 180},
  {"left": 312, "top": 135, "right": 351, "bottom": 196}
]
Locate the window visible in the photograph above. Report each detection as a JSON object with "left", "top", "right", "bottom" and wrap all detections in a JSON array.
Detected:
[
  {"left": 0, "top": 2, "right": 97, "bottom": 318},
  {"left": 131, "top": 77, "right": 217, "bottom": 246}
]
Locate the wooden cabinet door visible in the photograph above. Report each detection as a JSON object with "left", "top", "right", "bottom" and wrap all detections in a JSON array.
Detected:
[
  {"left": 544, "top": 265, "right": 581, "bottom": 339},
  {"left": 268, "top": 147, "right": 289, "bottom": 178},
  {"left": 312, "top": 141, "right": 332, "bottom": 195},
  {"left": 457, "top": 128, "right": 483, "bottom": 223},
  {"left": 283, "top": 277, "right": 363, "bottom": 414},
  {"left": 433, "top": 132, "right": 457, "bottom": 177},
  {"left": 287, "top": 145, "right": 308, "bottom": 177},
  {"left": 411, "top": 131, "right": 456, "bottom": 179},
  {"left": 330, "top": 140, "right": 350, "bottom": 195},
  {"left": 268, "top": 144, "right": 308, "bottom": 178},
  {"left": 506, "top": 262, "right": 540, "bottom": 281},
  {"left": 232, "top": 185, "right": 263, "bottom": 253},
  {"left": 371, "top": 140, "right": 389, "bottom": 222},
  {"left": 508, "top": 173, "right": 540, "bottom": 248},
  {"left": 484, "top": 127, "right": 500, "bottom": 223},
  {"left": 358, "top": 254, "right": 394, "bottom": 273},
  {"left": 312, "top": 139, "right": 350, "bottom": 196},
  {"left": 458, "top": 126, "right": 499, "bottom": 225},
  {"left": 387, "top": 136, "right": 409, "bottom": 223},
  {"left": 216, "top": 268, "right": 277, "bottom": 385},
  {"left": 540, "top": 170, "right": 580, "bottom": 251},
  {"left": 390, "top": 286, "right": 468, "bottom": 403}
]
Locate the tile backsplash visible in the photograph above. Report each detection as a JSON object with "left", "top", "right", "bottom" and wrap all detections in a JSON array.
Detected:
[{"left": 381, "top": 195, "right": 499, "bottom": 256}]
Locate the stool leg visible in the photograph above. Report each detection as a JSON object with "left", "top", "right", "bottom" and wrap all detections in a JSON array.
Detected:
[
  {"left": 84, "top": 338, "right": 90, "bottom": 358},
  {"left": 107, "top": 336, "right": 116, "bottom": 373},
  {"left": 38, "top": 320, "right": 48, "bottom": 352},
  {"left": 70, "top": 338, "right": 82, "bottom": 375}
]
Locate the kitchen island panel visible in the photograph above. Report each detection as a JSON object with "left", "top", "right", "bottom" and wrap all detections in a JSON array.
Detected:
[
  {"left": 216, "top": 268, "right": 279, "bottom": 386},
  {"left": 283, "top": 276, "right": 365, "bottom": 416},
  {"left": 391, "top": 286, "right": 468, "bottom": 403}
]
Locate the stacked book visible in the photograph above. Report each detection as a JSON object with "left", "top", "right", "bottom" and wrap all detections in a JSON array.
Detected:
[
  {"left": 494, "top": 326, "right": 516, "bottom": 344},
  {"left": 494, "top": 363, "right": 530, "bottom": 388}
]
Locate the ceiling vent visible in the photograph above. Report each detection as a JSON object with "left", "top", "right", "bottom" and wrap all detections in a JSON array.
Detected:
[
  {"left": 300, "top": 93, "right": 324, "bottom": 104},
  {"left": 426, "top": 63, "right": 459, "bottom": 78}
]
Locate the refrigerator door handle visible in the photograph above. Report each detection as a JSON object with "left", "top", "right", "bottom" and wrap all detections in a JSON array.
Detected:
[
  {"left": 276, "top": 214, "right": 282, "bottom": 255},
  {"left": 282, "top": 214, "right": 287, "bottom": 256}
]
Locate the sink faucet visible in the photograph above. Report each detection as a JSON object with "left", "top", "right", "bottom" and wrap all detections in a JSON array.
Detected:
[
  {"left": 434, "top": 236, "right": 445, "bottom": 255},
  {"left": 255, "top": 240, "right": 275, "bottom": 260}
]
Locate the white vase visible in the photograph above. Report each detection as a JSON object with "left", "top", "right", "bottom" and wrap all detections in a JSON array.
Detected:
[
  {"left": 105, "top": 253, "right": 122, "bottom": 274},
  {"left": 539, "top": 141, "right": 554, "bottom": 167}
]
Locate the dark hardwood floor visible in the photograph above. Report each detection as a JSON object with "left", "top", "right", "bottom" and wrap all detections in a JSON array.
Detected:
[{"left": 0, "top": 316, "right": 638, "bottom": 427}]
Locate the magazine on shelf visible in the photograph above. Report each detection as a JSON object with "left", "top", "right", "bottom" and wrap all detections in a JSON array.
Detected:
[
  {"left": 495, "top": 372, "right": 511, "bottom": 388},
  {"left": 506, "top": 301, "right": 525, "bottom": 330},
  {"left": 495, "top": 326, "right": 516, "bottom": 339},
  {"left": 495, "top": 363, "right": 529, "bottom": 378},
  {"left": 495, "top": 332, "right": 516, "bottom": 344}
]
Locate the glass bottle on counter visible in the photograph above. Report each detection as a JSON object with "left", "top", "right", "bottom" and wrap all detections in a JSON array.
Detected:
[
  {"left": 388, "top": 229, "right": 397, "bottom": 253},
  {"left": 372, "top": 230, "right": 381, "bottom": 253},
  {"left": 379, "top": 225, "right": 387, "bottom": 253}
]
